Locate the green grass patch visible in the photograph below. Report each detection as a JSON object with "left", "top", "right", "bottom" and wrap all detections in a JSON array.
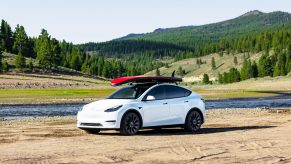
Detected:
[
  {"left": 0, "top": 88, "right": 280, "bottom": 104},
  {"left": 0, "top": 88, "right": 116, "bottom": 104},
  {"left": 196, "top": 90, "right": 278, "bottom": 99}
]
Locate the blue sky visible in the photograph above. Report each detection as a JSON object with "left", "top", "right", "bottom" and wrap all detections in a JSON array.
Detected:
[{"left": 1, "top": 0, "right": 290, "bottom": 43}]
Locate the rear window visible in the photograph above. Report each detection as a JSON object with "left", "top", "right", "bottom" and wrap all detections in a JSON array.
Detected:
[{"left": 165, "top": 85, "right": 191, "bottom": 99}]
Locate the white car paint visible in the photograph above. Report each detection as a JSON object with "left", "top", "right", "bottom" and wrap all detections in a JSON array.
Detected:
[{"left": 77, "top": 83, "right": 205, "bottom": 130}]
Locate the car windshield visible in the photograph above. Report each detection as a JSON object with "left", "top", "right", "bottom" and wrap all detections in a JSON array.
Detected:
[{"left": 107, "top": 85, "right": 151, "bottom": 99}]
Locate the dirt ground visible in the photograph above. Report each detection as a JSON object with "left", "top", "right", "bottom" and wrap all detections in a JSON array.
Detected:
[{"left": 1, "top": 108, "right": 291, "bottom": 163}]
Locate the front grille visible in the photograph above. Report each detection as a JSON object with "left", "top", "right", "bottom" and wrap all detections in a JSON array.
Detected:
[{"left": 80, "top": 123, "right": 102, "bottom": 127}]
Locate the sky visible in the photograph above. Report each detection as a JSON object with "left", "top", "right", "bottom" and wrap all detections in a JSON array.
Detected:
[{"left": 1, "top": 0, "right": 291, "bottom": 44}]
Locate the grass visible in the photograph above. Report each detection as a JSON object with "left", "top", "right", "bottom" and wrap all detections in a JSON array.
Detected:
[
  {"left": 0, "top": 88, "right": 115, "bottom": 104},
  {"left": 0, "top": 72, "right": 290, "bottom": 104},
  {"left": 0, "top": 88, "right": 280, "bottom": 104},
  {"left": 197, "top": 90, "right": 278, "bottom": 99},
  {"left": 146, "top": 52, "right": 263, "bottom": 81}
]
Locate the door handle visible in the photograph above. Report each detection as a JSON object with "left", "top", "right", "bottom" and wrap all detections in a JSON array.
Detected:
[
  {"left": 163, "top": 102, "right": 168, "bottom": 105},
  {"left": 184, "top": 101, "right": 189, "bottom": 103}
]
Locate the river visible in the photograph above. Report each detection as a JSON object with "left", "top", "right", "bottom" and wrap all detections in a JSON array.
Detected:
[{"left": 1, "top": 97, "right": 291, "bottom": 120}]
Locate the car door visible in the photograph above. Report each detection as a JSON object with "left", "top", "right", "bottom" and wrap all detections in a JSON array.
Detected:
[
  {"left": 165, "top": 85, "right": 191, "bottom": 125},
  {"left": 141, "top": 85, "right": 170, "bottom": 127}
]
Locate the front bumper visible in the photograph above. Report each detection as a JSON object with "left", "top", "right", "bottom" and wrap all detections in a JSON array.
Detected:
[{"left": 77, "top": 110, "right": 120, "bottom": 129}]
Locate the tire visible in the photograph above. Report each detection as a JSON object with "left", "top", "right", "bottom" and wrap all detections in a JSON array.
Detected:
[
  {"left": 184, "top": 110, "right": 202, "bottom": 132},
  {"left": 120, "top": 112, "right": 141, "bottom": 135},
  {"left": 84, "top": 129, "right": 100, "bottom": 134}
]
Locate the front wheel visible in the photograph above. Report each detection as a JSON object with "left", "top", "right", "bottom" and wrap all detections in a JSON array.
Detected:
[
  {"left": 184, "top": 110, "right": 202, "bottom": 132},
  {"left": 120, "top": 112, "right": 141, "bottom": 135}
]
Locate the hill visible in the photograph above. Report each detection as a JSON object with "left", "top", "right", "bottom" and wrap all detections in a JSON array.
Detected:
[
  {"left": 146, "top": 52, "right": 263, "bottom": 82},
  {"left": 119, "top": 10, "right": 291, "bottom": 48},
  {"left": 1, "top": 10, "right": 290, "bottom": 81},
  {"left": 1, "top": 52, "right": 108, "bottom": 80}
]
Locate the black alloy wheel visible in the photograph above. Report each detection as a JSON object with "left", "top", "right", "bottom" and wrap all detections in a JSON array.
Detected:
[
  {"left": 120, "top": 112, "right": 140, "bottom": 135},
  {"left": 185, "top": 110, "right": 202, "bottom": 132}
]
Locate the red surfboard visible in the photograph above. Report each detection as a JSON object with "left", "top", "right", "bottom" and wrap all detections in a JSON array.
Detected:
[{"left": 111, "top": 76, "right": 182, "bottom": 86}]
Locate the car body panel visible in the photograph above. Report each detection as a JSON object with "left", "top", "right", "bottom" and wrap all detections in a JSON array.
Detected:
[{"left": 77, "top": 83, "right": 206, "bottom": 131}]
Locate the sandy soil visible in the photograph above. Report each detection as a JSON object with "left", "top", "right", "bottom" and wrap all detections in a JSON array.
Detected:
[{"left": 1, "top": 108, "right": 291, "bottom": 163}]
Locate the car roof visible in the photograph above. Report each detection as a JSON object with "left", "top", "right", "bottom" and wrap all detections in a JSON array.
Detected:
[{"left": 111, "top": 76, "right": 182, "bottom": 86}]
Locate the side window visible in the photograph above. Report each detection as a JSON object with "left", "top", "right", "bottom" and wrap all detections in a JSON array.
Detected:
[
  {"left": 165, "top": 85, "right": 191, "bottom": 99},
  {"left": 145, "top": 86, "right": 166, "bottom": 100}
]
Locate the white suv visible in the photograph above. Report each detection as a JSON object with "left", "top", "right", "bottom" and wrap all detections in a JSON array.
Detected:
[{"left": 77, "top": 80, "right": 205, "bottom": 135}]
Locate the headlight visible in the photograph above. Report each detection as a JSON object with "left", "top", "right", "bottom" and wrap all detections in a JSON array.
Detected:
[{"left": 105, "top": 105, "right": 123, "bottom": 112}]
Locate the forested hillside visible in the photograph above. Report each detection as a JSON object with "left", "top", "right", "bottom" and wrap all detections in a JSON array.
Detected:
[
  {"left": 82, "top": 11, "right": 291, "bottom": 61},
  {"left": 0, "top": 21, "right": 164, "bottom": 78},
  {"left": 121, "top": 11, "right": 291, "bottom": 47},
  {"left": 0, "top": 10, "right": 291, "bottom": 83}
]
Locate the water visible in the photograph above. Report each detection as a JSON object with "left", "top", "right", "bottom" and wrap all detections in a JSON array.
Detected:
[
  {"left": 0, "top": 104, "right": 83, "bottom": 120},
  {"left": 207, "top": 98, "right": 291, "bottom": 109},
  {"left": 1, "top": 98, "right": 291, "bottom": 120}
]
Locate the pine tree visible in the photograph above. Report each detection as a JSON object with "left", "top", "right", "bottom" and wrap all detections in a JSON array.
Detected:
[
  {"left": 155, "top": 68, "right": 160, "bottom": 76},
  {"left": 63, "top": 52, "right": 71, "bottom": 68},
  {"left": 28, "top": 58, "right": 33, "bottom": 72},
  {"left": 252, "top": 61, "right": 258, "bottom": 78},
  {"left": 13, "top": 25, "right": 30, "bottom": 56},
  {"left": 0, "top": 53, "right": 2, "bottom": 73},
  {"left": 50, "top": 38, "right": 61, "bottom": 66},
  {"left": 0, "top": 48, "right": 3, "bottom": 72},
  {"left": 15, "top": 52, "right": 26, "bottom": 70},
  {"left": 177, "top": 66, "right": 185, "bottom": 76},
  {"left": 2, "top": 61, "right": 9, "bottom": 72},
  {"left": 273, "top": 53, "right": 286, "bottom": 77},
  {"left": 246, "top": 59, "right": 253, "bottom": 79},
  {"left": 81, "top": 55, "right": 89, "bottom": 74},
  {"left": 223, "top": 72, "right": 229, "bottom": 83},
  {"left": 240, "top": 58, "right": 248, "bottom": 80},
  {"left": 164, "top": 63, "right": 169, "bottom": 68},
  {"left": 219, "top": 52, "right": 223, "bottom": 57},
  {"left": 234, "top": 56, "right": 238, "bottom": 65},
  {"left": 196, "top": 58, "right": 200, "bottom": 68},
  {"left": 202, "top": 74, "right": 210, "bottom": 84},
  {"left": 0, "top": 20, "right": 13, "bottom": 52},
  {"left": 36, "top": 29, "right": 52, "bottom": 70},
  {"left": 218, "top": 72, "right": 223, "bottom": 84},
  {"left": 286, "top": 44, "right": 291, "bottom": 73},
  {"left": 97, "top": 55, "right": 104, "bottom": 76},
  {"left": 70, "top": 48, "right": 82, "bottom": 71},
  {"left": 229, "top": 68, "right": 241, "bottom": 83},
  {"left": 211, "top": 57, "right": 216, "bottom": 70},
  {"left": 258, "top": 54, "right": 267, "bottom": 77}
]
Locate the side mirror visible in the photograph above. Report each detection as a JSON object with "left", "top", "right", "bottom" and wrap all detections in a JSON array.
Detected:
[{"left": 146, "top": 95, "right": 155, "bottom": 101}]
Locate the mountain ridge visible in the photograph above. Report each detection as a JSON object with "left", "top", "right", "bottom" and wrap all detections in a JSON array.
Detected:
[{"left": 116, "top": 10, "right": 291, "bottom": 46}]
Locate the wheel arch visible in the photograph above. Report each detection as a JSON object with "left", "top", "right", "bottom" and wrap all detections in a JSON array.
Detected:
[
  {"left": 185, "top": 107, "right": 204, "bottom": 124},
  {"left": 121, "top": 109, "right": 143, "bottom": 128}
]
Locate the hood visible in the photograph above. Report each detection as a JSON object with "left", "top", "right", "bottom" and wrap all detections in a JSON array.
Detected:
[{"left": 82, "top": 99, "right": 134, "bottom": 112}]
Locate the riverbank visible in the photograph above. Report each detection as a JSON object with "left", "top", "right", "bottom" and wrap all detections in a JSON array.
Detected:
[
  {"left": 1, "top": 73, "right": 291, "bottom": 104},
  {"left": 0, "top": 88, "right": 284, "bottom": 105},
  {"left": 1, "top": 108, "right": 291, "bottom": 163}
]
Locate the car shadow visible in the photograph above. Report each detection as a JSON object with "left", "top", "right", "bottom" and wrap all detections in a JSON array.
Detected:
[{"left": 98, "top": 125, "right": 276, "bottom": 136}]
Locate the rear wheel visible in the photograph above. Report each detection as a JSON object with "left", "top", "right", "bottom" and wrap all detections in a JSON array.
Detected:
[
  {"left": 184, "top": 110, "right": 202, "bottom": 132},
  {"left": 120, "top": 112, "right": 140, "bottom": 135},
  {"left": 84, "top": 129, "right": 100, "bottom": 134}
]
